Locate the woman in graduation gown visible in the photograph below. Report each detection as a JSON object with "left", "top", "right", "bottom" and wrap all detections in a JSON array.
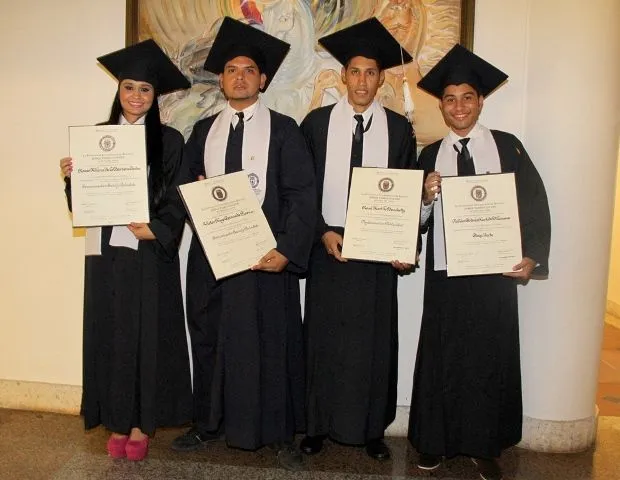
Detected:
[{"left": 59, "top": 40, "right": 192, "bottom": 461}]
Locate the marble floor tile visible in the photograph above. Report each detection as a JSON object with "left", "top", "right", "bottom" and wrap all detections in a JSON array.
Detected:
[{"left": 1, "top": 409, "right": 620, "bottom": 480}]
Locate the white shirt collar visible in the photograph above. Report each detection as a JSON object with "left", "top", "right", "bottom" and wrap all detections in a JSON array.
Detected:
[
  {"left": 348, "top": 100, "right": 375, "bottom": 132},
  {"left": 447, "top": 122, "right": 483, "bottom": 145},
  {"left": 229, "top": 99, "right": 260, "bottom": 126},
  {"left": 119, "top": 114, "right": 146, "bottom": 125}
]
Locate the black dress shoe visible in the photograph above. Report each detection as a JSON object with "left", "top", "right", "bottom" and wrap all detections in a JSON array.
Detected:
[
  {"left": 365, "top": 439, "right": 390, "bottom": 460},
  {"left": 171, "top": 427, "right": 220, "bottom": 451},
  {"left": 471, "top": 457, "right": 503, "bottom": 480},
  {"left": 417, "top": 453, "right": 441, "bottom": 470},
  {"left": 276, "top": 443, "right": 305, "bottom": 471},
  {"left": 300, "top": 435, "right": 326, "bottom": 455}
]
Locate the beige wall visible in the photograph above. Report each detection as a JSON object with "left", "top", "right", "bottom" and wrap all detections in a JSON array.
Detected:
[
  {"left": 0, "top": 0, "right": 125, "bottom": 385},
  {"left": 1, "top": 1, "right": 618, "bottom": 425},
  {"left": 608, "top": 148, "right": 620, "bottom": 309}
]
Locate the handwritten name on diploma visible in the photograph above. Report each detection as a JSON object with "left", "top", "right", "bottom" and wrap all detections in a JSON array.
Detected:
[
  {"left": 452, "top": 215, "right": 512, "bottom": 224},
  {"left": 82, "top": 182, "right": 137, "bottom": 189},
  {"left": 202, "top": 209, "right": 253, "bottom": 226},
  {"left": 77, "top": 166, "right": 141, "bottom": 173},
  {"left": 361, "top": 205, "right": 407, "bottom": 214}
]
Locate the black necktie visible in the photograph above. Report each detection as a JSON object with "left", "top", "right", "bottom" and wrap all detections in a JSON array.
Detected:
[
  {"left": 454, "top": 138, "right": 475, "bottom": 176},
  {"left": 353, "top": 114, "right": 364, "bottom": 143},
  {"left": 348, "top": 114, "right": 365, "bottom": 194},
  {"left": 224, "top": 111, "right": 244, "bottom": 174}
]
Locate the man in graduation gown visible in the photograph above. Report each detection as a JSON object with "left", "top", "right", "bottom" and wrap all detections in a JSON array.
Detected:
[
  {"left": 408, "top": 45, "right": 551, "bottom": 480},
  {"left": 299, "top": 18, "right": 417, "bottom": 460},
  {"left": 171, "top": 17, "right": 316, "bottom": 471}
]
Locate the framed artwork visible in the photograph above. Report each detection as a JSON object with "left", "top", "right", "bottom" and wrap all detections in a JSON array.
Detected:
[{"left": 125, "top": 0, "right": 475, "bottom": 145}]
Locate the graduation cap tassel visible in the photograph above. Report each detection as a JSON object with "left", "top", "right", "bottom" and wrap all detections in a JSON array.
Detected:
[
  {"left": 400, "top": 46, "right": 415, "bottom": 132},
  {"left": 402, "top": 77, "right": 415, "bottom": 123}
]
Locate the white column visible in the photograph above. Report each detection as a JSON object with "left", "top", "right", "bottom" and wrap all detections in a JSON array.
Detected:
[
  {"left": 477, "top": 0, "right": 620, "bottom": 452},
  {"left": 520, "top": 0, "right": 620, "bottom": 451}
]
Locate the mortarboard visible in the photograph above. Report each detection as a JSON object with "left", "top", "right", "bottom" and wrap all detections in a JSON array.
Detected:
[
  {"left": 318, "top": 17, "right": 413, "bottom": 70},
  {"left": 203, "top": 16, "right": 290, "bottom": 91},
  {"left": 97, "top": 39, "right": 190, "bottom": 96},
  {"left": 417, "top": 44, "right": 508, "bottom": 99}
]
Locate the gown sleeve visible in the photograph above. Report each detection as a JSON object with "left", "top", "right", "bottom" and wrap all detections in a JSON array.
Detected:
[
  {"left": 300, "top": 112, "right": 329, "bottom": 243},
  {"left": 512, "top": 137, "right": 551, "bottom": 276},
  {"left": 148, "top": 126, "right": 187, "bottom": 261},
  {"left": 275, "top": 116, "right": 317, "bottom": 273}
]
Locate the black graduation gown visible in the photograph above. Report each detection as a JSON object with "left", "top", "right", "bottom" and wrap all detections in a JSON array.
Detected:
[
  {"left": 64, "top": 125, "right": 192, "bottom": 436},
  {"left": 408, "top": 130, "right": 551, "bottom": 459},
  {"left": 300, "top": 105, "right": 416, "bottom": 444},
  {"left": 183, "top": 109, "right": 316, "bottom": 450}
]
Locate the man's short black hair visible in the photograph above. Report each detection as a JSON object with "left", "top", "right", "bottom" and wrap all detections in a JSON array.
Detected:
[{"left": 343, "top": 55, "right": 383, "bottom": 71}]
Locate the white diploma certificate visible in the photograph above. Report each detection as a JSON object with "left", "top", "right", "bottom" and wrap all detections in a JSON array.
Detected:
[
  {"left": 69, "top": 124, "right": 149, "bottom": 227},
  {"left": 178, "top": 171, "right": 277, "bottom": 280},
  {"left": 441, "top": 173, "right": 522, "bottom": 277},
  {"left": 341, "top": 167, "right": 424, "bottom": 264}
]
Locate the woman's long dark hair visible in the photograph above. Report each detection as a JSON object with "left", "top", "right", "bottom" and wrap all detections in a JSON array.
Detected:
[{"left": 107, "top": 90, "right": 167, "bottom": 209}]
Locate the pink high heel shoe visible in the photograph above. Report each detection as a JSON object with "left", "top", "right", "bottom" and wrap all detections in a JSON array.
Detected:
[
  {"left": 126, "top": 436, "right": 150, "bottom": 461},
  {"left": 106, "top": 435, "right": 129, "bottom": 458}
]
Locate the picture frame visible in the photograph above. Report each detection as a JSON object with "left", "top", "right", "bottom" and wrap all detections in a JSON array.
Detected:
[
  {"left": 126, "top": 0, "right": 475, "bottom": 49},
  {"left": 123, "top": 0, "right": 476, "bottom": 145}
]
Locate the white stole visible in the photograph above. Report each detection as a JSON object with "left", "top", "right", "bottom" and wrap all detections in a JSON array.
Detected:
[
  {"left": 322, "top": 97, "right": 389, "bottom": 227},
  {"left": 203, "top": 100, "right": 271, "bottom": 205},
  {"left": 432, "top": 123, "right": 502, "bottom": 270}
]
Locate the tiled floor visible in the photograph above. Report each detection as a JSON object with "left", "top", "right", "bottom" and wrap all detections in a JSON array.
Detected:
[
  {"left": 1, "top": 408, "right": 620, "bottom": 480},
  {"left": 597, "top": 316, "right": 620, "bottom": 416},
  {"left": 1, "top": 317, "right": 619, "bottom": 479}
]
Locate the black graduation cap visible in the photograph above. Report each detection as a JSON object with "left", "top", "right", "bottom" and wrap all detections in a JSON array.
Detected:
[
  {"left": 318, "top": 17, "right": 413, "bottom": 70},
  {"left": 97, "top": 39, "right": 190, "bottom": 96},
  {"left": 417, "top": 44, "right": 508, "bottom": 98},
  {"left": 203, "top": 16, "right": 290, "bottom": 91}
]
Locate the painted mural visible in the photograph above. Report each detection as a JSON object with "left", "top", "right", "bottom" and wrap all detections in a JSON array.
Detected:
[{"left": 135, "top": 0, "right": 464, "bottom": 146}]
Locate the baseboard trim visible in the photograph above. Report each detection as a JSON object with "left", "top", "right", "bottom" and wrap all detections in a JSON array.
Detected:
[
  {"left": 386, "top": 406, "right": 410, "bottom": 437},
  {"left": 2, "top": 378, "right": 410, "bottom": 434},
  {"left": 388, "top": 406, "right": 600, "bottom": 453},
  {"left": 519, "top": 409, "right": 598, "bottom": 453},
  {"left": 0, "top": 379, "right": 81, "bottom": 415}
]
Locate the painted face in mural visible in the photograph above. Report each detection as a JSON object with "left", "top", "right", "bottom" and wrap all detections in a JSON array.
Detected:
[
  {"left": 341, "top": 56, "right": 385, "bottom": 113},
  {"left": 118, "top": 79, "right": 155, "bottom": 123},
  {"left": 219, "top": 56, "right": 267, "bottom": 109},
  {"left": 377, "top": 0, "right": 420, "bottom": 47},
  {"left": 439, "top": 83, "right": 484, "bottom": 137}
]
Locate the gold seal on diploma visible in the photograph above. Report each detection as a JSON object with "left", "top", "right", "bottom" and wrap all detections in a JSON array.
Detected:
[
  {"left": 378, "top": 177, "right": 394, "bottom": 192},
  {"left": 98, "top": 135, "right": 116, "bottom": 152},
  {"left": 470, "top": 185, "right": 487, "bottom": 201},
  {"left": 211, "top": 186, "right": 228, "bottom": 201}
]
